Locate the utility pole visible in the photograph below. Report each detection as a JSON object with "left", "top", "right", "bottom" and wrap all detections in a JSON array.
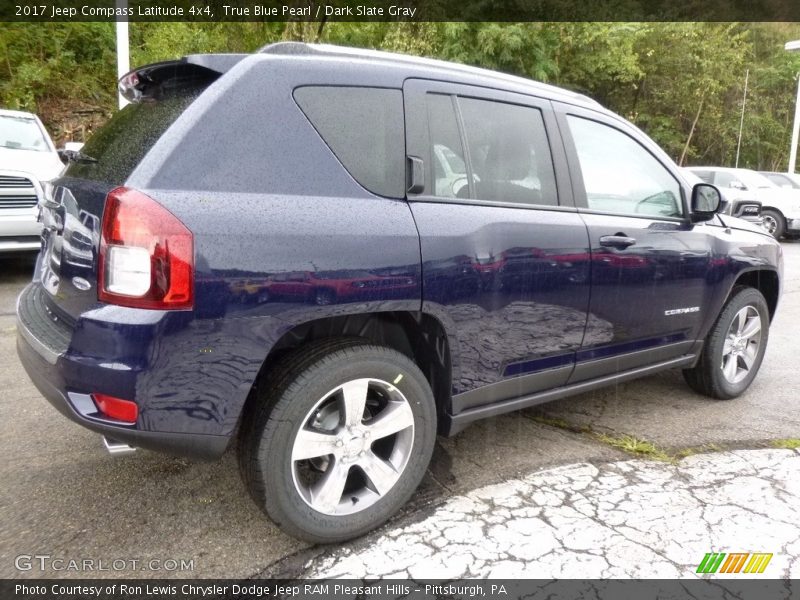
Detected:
[
  {"left": 116, "top": 0, "right": 130, "bottom": 109},
  {"left": 735, "top": 69, "right": 749, "bottom": 168},
  {"left": 784, "top": 41, "right": 800, "bottom": 173}
]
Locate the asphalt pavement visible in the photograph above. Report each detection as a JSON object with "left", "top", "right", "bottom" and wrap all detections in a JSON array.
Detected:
[{"left": 0, "top": 241, "right": 798, "bottom": 579}]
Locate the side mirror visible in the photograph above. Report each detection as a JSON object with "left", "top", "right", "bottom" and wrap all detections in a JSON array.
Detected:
[
  {"left": 730, "top": 180, "right": 747, "bottom": 191},
  {"left": 691, "top": 183, "right": 722, "bottom": 222}
]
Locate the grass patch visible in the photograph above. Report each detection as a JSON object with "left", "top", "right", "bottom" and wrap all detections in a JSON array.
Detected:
[
  {"left": 772, "top": 439, "right": 800, "bottom": 449},
  {"left": 674, "top": 443, "right": 724, "bottom": 460},
  {"left": 595, "top": 434, "right": 673, "bottom": 462}
]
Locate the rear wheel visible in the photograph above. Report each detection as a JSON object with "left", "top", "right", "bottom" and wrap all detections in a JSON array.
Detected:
[
  {"left": 760, "top": 208, "right": 785, "bottom": 240},
  {"left": 238, "top": 339, "right": 437, "bottom": 542},
  {"left": 683, "top": 287, "right": 769, "bottom": 399}
]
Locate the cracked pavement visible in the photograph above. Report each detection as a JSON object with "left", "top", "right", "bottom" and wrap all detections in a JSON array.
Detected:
[{"left": 306, "top": 449, "right": 800, "bottom": 579}]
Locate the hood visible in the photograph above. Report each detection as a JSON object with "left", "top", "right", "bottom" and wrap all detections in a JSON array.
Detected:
[
  {"left": 0, "top": 147, "right": 64, "bottom": 182},
  {"left": 716, "top": 214, "right": 770, "bottom": 236}
]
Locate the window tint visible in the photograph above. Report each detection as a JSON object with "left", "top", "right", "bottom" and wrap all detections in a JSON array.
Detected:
[
  {"left": 459, "top": 98, "right": 557, "bottom": 206},
  {"left": 426, "top": 93, "right": 468, "bottom": 199},
  {"left": 294, "top": 86, "right": 405, "bottom": 198},
  {"left": 567, "top": 116, "right": 682, "bottom": 218}
]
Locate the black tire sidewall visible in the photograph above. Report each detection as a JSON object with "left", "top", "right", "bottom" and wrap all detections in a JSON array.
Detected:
[
  {"left": 704, "top": 288, "right": 770, "bottom": 398},
  {"left": 256, "top": 347, "right": 436, "bottom": 542}
]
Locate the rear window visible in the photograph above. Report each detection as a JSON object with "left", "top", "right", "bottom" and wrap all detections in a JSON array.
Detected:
[
  {"left": 294, "top": 86, "right": 405, "bottom": 198},
  {"left": 65, "top": 94, "right": 197, "bottom": 184}
]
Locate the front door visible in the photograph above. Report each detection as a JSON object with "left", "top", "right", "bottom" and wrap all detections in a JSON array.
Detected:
[{"left": 555, "top": 103, "right": 714, "bottom": 382}]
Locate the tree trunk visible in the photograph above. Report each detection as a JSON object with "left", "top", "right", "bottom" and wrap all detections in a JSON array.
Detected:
[{"left": 679, "top": 94, "right": 705, "bottom": 166}]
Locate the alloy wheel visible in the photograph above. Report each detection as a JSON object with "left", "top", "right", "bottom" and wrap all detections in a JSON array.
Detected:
[
  {"left": 720, "top": 305, "right": 762, "bottom": 384},
  {"left": 291, "top": 378, "right": 415, "bottom": 516}
]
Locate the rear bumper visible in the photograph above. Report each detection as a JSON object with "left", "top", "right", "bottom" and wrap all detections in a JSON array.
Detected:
[
  {"left": 785, "top": 217, "right": 800, "bottom": 233},
  {"left": 15, "top": 283, "right": 230, "bottom": 459}
]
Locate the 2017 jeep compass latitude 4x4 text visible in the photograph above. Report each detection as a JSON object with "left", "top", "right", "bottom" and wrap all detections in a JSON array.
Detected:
[{"left": 16, "top": 43, "right": 783, "bottom": 542}]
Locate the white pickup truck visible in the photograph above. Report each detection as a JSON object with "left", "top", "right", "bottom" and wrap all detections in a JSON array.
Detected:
[
  {"left": 0, "top": 109, "right": 65, "bottom": 253},
  {"left": 687, "top": 166, "right": 800, "bottom": 240}
]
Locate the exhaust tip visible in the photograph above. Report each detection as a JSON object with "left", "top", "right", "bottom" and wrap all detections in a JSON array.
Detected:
[{"left": 102, "top": 436, "right": 136, "bottom": 456}]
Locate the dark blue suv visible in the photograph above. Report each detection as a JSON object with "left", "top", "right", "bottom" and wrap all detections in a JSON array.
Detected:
[{"left": 16, "top": 43, "right": 782, "bottom": 542}]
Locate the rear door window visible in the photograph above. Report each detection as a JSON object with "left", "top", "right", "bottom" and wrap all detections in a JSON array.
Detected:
[
  {"left": 426, "top": 93, "right": 469, "bottom": 199},
  {"left": 294, "top": 86, "right": 405, "bottom": 199},
  {"left": 458, "top": 97, "right": 557, "bottom": 207}
]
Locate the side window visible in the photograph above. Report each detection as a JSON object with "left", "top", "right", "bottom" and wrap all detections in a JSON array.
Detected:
[
  {"left": 713, "top": 171, "right": 741, "bottom": 189},
  {"left": 426, "top": 93, "right": 469, "bottom": 199},
  {"left": 691, "top": 170, "right": 714, "bottom": 184},
  {"left": 294, "top": 86, "right": 405, "bottom": 198},
  {"left": 567, "top": 115, "right": 683, "bottom": 218},
  {"left": 459, "top": 98, "right": 557, "bottom": 206}
]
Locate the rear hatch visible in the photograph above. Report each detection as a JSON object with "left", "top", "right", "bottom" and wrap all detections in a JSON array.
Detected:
[{"left": 35, "top": 55, "right": 243, "bottom": 323}]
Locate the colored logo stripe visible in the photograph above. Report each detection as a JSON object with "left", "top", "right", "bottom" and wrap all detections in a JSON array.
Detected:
[
  {"left": 744, "top": 553, "right": 773, "bottom": 574},
  {"left": 720, "top": 553, "right": 749, "bottom": 573},
  {"left": 697, "top": 553, "right": 726, "bottom": 573}
]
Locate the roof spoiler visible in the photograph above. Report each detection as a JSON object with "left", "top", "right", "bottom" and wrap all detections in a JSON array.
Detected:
[{"left": 118, "top": 54, "right": 247, "bottom": 103}]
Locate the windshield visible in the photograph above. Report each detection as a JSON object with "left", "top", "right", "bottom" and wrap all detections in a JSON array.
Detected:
[
  {"left": 0, "top": 115, "right": 50, "bottom": 152},
  {"left": 737, "top": 170, "right": 776, "bottom": 189}
]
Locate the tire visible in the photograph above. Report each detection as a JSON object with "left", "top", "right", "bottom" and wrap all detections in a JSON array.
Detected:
[
  {"left": 761, "top": 208, "right": 785, "bottom": 240},
  {"left": 683, "top": 287, "right": 769, "bottom": 400},
  {"left": 238, "top": 338, "right": 437, "bottom": 543}
]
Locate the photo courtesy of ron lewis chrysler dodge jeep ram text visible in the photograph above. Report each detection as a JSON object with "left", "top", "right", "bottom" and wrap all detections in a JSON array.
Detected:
[{"left": 16, "top": 43, "right": 782, "bottom": 542}]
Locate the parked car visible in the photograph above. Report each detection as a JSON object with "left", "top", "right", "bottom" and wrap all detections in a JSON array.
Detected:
[
  {"left": 17, "top": 43, "right": 782, "bottom": 543},
  {"left": 759, "top": 170, "right": 800, "bottom": 190},
  {"left": 687, "top": 166, "right": 800, "bottom": 239},
  {"left": 682, "top": 169, "right": 763, "bottom": 227},
  {"left": 0, "top": 109, "right": 64, "bottom": 253}
]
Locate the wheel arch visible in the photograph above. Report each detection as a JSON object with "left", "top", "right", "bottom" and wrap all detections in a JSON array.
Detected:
[
  {"left": 237, "top": 310, "right": 456, "bottom": 437},
  {"left": 731, "top": 268, "right": 780, "bottom": 322}
]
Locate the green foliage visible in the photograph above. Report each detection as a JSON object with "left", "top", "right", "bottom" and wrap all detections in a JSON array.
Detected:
[
  {"left": 3, "top": 21, "right": 800, "bottom": 168},
  {"left": 0, "top": 23, "right": 117, "bottom": 139}
]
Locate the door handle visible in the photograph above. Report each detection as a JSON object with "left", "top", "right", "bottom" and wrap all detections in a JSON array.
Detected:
[{"left": 599, "top": 234, "right": 636, "bottom": 248}]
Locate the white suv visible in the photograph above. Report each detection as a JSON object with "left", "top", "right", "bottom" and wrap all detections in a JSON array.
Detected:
[
  {"left": 687, "top": 166, "right": 800, "bottom": 239},
  {"left": 0, "top": 109, "right": 64, "bottom": 252}
]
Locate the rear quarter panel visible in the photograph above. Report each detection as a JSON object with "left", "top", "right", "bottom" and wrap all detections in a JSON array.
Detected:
[{"left": 118, "top": 56, "right": 422, "bottom": 437}]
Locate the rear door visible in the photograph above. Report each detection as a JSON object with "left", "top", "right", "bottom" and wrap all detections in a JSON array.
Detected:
[
  {"left": 555, "top": 102, "right": 714, "bottom": 382},
  {"left": 404, "top": 80, "right": 592, "bottom": 413}
]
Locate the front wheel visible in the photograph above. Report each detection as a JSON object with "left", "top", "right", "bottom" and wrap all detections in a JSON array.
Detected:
[
  {"left": 760, "top": 208, "right": 785, "bottom": 240},
  {"left": 238, "top": 339, "right": 437, "bottom": 543},
  {"left": 683, "top": 287, "right": 769, "bottom": 399}
]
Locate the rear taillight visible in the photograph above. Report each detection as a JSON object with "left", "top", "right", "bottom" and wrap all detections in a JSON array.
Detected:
[{"left": 99, "top": 187, "right": 194, "bottom": 310}]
